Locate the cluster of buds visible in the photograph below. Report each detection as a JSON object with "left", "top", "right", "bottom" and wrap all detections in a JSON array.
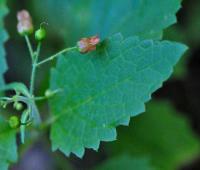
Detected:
[
  {"left": 77, "top": 36, "right": 100, "bottom": 53},
  {"left": 16, "top": 9, "right": 100, "bottom": 53},
  {"left": 17, "top": 10, "right": 33, "bottom": 35}
]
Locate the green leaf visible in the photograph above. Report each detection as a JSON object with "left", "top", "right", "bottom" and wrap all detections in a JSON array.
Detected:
[
  {"left": 94, "top": 155, "right": 154, "bottom": 170},
  {"left": 30, "top": 0, "right": 182, "bottom": 43},
  {"left": 106, "top": 101, "right": 200, "bottom": 170},
  {"left": 0, "top": 82, "right": 31, "bottom": 97},
  {"left": 0, "top": 115, "right": 17, "bottom": 170},
  {"left": 49, "top": 33, "right": 187, "bottom": 157},
  {"left": 0, "top": 0, "right": 8, "bottom": 88}
]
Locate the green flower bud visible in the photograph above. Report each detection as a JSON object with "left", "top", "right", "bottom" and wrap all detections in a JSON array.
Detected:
[
  {"left": 35, "top": 28, "right": 46, "bottom": 41},
  {"left": 14, "top": 102, "right": 23, "bottom": 111},
  {"left": 9, "top": 116, "right": 20, "bottom": 129},
  {"left": 45, "top": 89, "right": 53, "bottom": 98}
]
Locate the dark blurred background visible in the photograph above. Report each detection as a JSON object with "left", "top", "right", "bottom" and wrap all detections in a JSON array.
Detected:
[{"left": 4, "top": 0, "right": 200, "bottom": 169}]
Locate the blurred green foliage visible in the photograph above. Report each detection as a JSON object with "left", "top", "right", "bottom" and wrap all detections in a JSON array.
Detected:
[
  {"left": 94, "top": 155, "right": 154, "bottom": 170},
  {"left": 165, "top": 0, "right": 200, "bottom": 78},
  {"left": 29, "top": 0, "right": 181, "bottom": 43},
  {"left": 106, "top": 101, "right": 200, "bottom": 170}
]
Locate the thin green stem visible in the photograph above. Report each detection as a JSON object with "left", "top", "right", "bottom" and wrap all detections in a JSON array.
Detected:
[
  {"left": 36, "top": 46, "right": 77, "bottom": 67},
  {"left": 29, "top": 64, "right": 36, "bottom": 96},
  {"left": 30, "top": 43, "right": 41, "bottom": 96},
  {"left": 0, "top": 97, "right": 12, "bottom": 101},
  {"left": 25, "top": 36, "right": 34, "bottom": 61},
  {"left": 33, "top": 89, "right": 62, "bottom": 101},
  {"left": 34, "top": 96, "right": 47, "bottom": 101}
]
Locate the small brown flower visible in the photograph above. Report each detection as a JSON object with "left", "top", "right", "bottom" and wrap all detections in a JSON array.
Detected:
[
  {"left": 77, "top": 36, "right": 100, "bottom": 54},
  {"left": 17, "top": 10, "right": 33, "bottom": 35}
]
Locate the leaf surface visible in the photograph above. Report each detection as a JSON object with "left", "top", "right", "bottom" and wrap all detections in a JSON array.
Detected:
[{"left": 49, "top": 33, "right": 187, "bottom": 157}]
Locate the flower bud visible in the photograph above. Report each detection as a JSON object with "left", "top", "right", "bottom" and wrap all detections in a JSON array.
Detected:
[
  {"left": 17, "top": 10, "right": 33, "bottom": 35},
  {"left": 77, "top": 36, "right": 100, "bottom": 54},
  {"left": 35, "top": 27, "right": 46, "bottom": 41},
  {"left": 14, "top": 102, "right": 23, "bottom": 111},
  {"left": 45, "top": 89, "right": 53, "bottom": 98},
  {"left": 9, "top": 116, "right": 20, "bottom": 129}
]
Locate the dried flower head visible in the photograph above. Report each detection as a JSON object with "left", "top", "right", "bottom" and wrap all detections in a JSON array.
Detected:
[
  {"left": 17, "top": 10, "right": 33, "bottom": 35},
  {"left": 17, "top": 10, "right": 31, "bottom": 21},
  {"left": 77, "top": 36, "right": 100, "bottom": 54}
]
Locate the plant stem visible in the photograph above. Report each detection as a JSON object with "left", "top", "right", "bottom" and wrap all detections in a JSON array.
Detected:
[
  {"left": 29, "top": 64, "right": 36, "bottom": 96},
  {"left": 25, "top": 36, "right": 34, "bottom": 61},
  {"left": 36, "top": 46, "right": 77, "bottom": 67},
  {"left": 33, "top": 89, "right": 62, "bottom": 101},
  {"left": 34, "top": 96, "right": 47, "bottom": 101},
  {"left": 30, "top": 43, "right": 41, "bottom": 96}
]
